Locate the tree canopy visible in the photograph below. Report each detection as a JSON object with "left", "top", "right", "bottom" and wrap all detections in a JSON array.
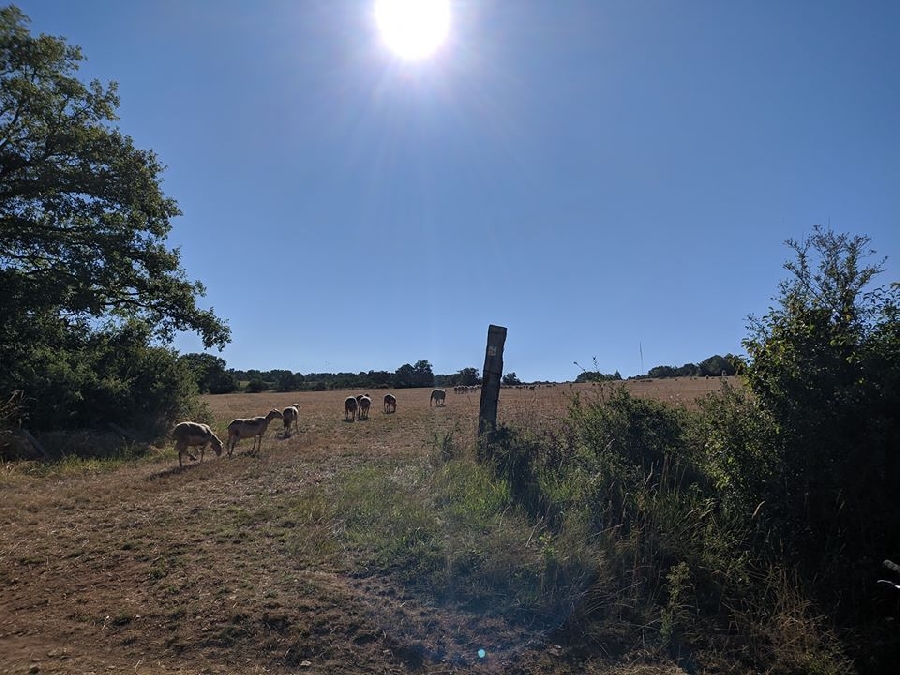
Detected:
[
  {"left": 0, "top": 6, "right": 229, "bottom": 350},
  {"left": 0, "top": 6, "right": 229, "bottom": 433}
]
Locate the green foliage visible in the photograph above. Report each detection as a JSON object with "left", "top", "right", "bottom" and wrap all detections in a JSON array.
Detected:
[
  {"left": 647, "top": 354, "right": 738, "bottom": 379},
  {"left": 223, "top": 364, "right": 470, "bottom": 392},
  {"left": 693, "top": 383, "right": 778, "bottom": 521},
  {"left": 573, "top": 358, "right": 622, "bottom": 383},
  {"left": 335, "top": 459, "right": 594, "bottom": 624},
  {"left": 6, "top": 318, "right": 204, "bottom": 437},
  {"left": 464, "top": 381, "right": 859, "bottom": 670},
  {"left": 269, "top": 369, "right": 304, "bottom": 392},
  {"left": 502, "top": 372, "right": 522, "bottom": 386},
  {"left": 0, "top": 7, "right": 229, "bottom": 350},
  {"left": 743, "top": 227, "right": 900, "bottom": 581},
  {"left": 698, "top": 354, "right": 736, "bottom": 377},
  {"left": 569, "top": 387, "right": 692, "bottom": 476},
  {"left": 392, "top": 360, "right": 434, "bottom": 388},
  {"left": 478, "top": 424, "right": 545, "bottom": 520},
  {"left": 648, "top": 364, "right": 683, "bottom": 378},
  {"left": 178, "top": 353, "right": 237, "bottom": 394},
  {"left": 245, "top": 378, "right": 267, "bottom": 393},
  {"left": 0, "top": 7, "right": 229, "bottom": 436},
  {"left": 455, "top": 367, "right": 481, "bottom": 386}
]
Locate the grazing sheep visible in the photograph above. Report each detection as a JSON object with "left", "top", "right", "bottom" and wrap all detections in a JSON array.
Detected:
[
  {"left": 226, "top": 409, "right": 283, "bottom": 455},
  {"left": 357, "top": 394, "right": 372, "bottom": 420},
  {"left": 430, "top": 389, "right": 446, "bottom": 406},
  {"left": 282, "top": 404, "right": 300, "bottom": 436},
  {"left": 171, "top": 421, "right": 223, "bottom": 468},
  {"left": 344, "top": 396, "right": 358, "bottom": 421},
  {"left": 383, "top": 393, "right": 397, "bottom": 414}
]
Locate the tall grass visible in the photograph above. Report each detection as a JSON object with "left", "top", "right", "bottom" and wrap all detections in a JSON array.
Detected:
[
  {"left": 470, "top": 386, "right": 856, "bottom": 673},
  {"left": 330, "top": 437, "right": 597, "bottom": 631}
]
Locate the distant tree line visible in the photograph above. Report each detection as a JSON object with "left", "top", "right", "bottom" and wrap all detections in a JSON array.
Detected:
[
  {"left": 574, "top": 370, "right": 622, "bottom": 384},
  {"left": 177, "top": 357, "right": 489, "bottom": 395},
  {"left": 644, "top": 353, "right": 744, "bottom": 379},
  {"left": 571, "top": 357, "right": 622, "bottom": 383}
]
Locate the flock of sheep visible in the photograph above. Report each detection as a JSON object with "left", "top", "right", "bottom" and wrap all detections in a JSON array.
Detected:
[
  {"left": 169, "top": 389, "right": 448, "bottom": 468},
  {"left": 170, "top": 407, "right": 288, "bottom": 468}
]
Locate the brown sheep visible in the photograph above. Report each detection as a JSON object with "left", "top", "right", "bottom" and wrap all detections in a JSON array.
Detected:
[
  {"left": 344, "top": 396, "right": 358, "bottom": 421},
  {"left": 356, "top": 394, "right": 372, "bottom": 420},
  {"left": 226, "top": 409, "right": 283, "bottom": 455},
  {"left": 171, "top": 421, "right": 223, "bottom": 468},
  {"left": 282, "top": 405, "right": 300, "bottom": 436}
]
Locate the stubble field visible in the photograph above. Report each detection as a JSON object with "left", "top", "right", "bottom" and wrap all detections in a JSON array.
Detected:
[{"left": 0, "top": 378, "right": 738, "bottom": 674}]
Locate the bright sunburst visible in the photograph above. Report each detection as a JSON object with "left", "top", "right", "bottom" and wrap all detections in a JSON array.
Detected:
[{"left": 374, "top": 0, "right": 451, "bottom": 61}]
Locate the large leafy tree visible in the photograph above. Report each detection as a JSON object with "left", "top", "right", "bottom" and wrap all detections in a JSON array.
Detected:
[
  {"left": 0, "top": 6, "right": 229, "bottom": 351},
  {"left": 0, "top": 6, "right": 229, "bottom": 433}
]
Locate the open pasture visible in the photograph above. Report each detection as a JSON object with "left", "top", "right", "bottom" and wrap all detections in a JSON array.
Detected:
[
  {"left": 0, "top": 378, "right": 736, "bottom": 675},
  {"left": 204, "top": 377, "right": 738, "bottom": 454}
]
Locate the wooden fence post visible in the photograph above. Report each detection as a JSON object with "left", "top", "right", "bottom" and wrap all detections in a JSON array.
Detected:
[{"left": 478, "top": 324, "right": 507, "bottom": 439}]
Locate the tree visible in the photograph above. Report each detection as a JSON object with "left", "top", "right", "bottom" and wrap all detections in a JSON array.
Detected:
[
  {"left": 0, "top": 7, "right": 229, "bottom": 433},
  {"left": 392, "top": 360, "right": 435, "bottom": 389},
  {"left": 698, "top": 355, "right": 734, "bottom": 377},
  {"left": 0, "top": 7, "right": 229, "bottom": 352},
  {"left": 412, "top": 360, "right": 435, "bottom": 388},
  {"left": 367, "top": 370, "right": 393, "bottom": 388},
  {"left": 502, "top": 372, "right": 521, "bottom": 386},
  {"left": 179, "top": 353, "right": 237, "bottom": 394},
  {"left": 743, "top": 226, "right": 900, "bottom": 581},
  {"left": 456, "top": 367, "right": 480, "bottom": 386},
  {"left": 647, "top": 365, "right": 678, "bottom": 379}
]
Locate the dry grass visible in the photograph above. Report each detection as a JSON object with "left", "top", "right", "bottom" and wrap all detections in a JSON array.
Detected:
[{"left": 0, "top": 378, "right": 737, "bottom": 674}]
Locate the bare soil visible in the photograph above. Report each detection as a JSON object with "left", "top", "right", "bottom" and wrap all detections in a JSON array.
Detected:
[{"left": 0, "top": 378, "right": 737, "bottom": 674}]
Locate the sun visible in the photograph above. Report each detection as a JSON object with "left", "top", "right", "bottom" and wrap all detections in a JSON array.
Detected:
[{"left": 374, "top": 0, "right": 451, "bottom": 61}]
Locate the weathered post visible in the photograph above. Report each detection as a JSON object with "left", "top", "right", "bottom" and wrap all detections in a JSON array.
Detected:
[{"left": 478, "top": 324, "right": 507, "bottom": 439}]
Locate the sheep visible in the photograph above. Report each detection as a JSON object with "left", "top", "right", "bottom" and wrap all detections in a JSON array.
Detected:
[
  {"left": 356, "top": 394, "right": 372, "bottom": 420},
  {"left": 226, "top": 408, "right": 283, "bottom": 455},
  {"left": 344, "top": 396, "right": 358, "bottom": 421},
  {"left": 430, "top": 388, "right": 446, "bottom": 406},
  {"left": 383, "top": 393, "right": 397, "bottom": 414},
  {"left": 171, "top": 421, "right": 223, "bottom": 468},
  {"left": 282, "top": 404, "right": 300, "bottom": 436}
]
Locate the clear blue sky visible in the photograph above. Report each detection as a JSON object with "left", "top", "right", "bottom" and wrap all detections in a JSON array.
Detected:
[{"left": 16, "top": 1, "right": 899, "bottom": 381}]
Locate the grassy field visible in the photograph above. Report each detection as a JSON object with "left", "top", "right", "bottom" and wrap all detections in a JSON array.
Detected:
[{"left": 0, "top": 378, "right": 739, "bottom": 675}]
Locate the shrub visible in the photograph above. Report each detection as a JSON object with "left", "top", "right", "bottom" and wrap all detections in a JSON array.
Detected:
[{"left": 5, "top": 320, "right": 204, "bottom": 442}]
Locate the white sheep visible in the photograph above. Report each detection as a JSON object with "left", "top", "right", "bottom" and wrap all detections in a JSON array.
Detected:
[
  {"left": 430, "top": 389, "right": 446, "bottom": 406},
  {"left": 226, "top": 409, "right": 283, "bottom": 455},
  {"left": 383, "top": 393, "right": 397, "bottom": 414},
  {"left": 282, "top": 404, "right": 300, "bottom": 436},
  {"left": 171, "top": 421, "right": 223, "bottom": 468},
  {"left": 344, "top": 396, "right": 358, "bottom": 421}
]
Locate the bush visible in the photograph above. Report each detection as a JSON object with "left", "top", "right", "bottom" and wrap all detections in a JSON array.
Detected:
[
  {"left": 744, "top": 228, "right": 900, "bottom": 602},
  {"left": 245, "top": 378, "right": 268, "bottom": 393},
  {"left": 5, "top": 320, "right": 204, "bottom": 441},
  {"left": 469, "top": 383, "right": 856, "bottom": 671}
]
